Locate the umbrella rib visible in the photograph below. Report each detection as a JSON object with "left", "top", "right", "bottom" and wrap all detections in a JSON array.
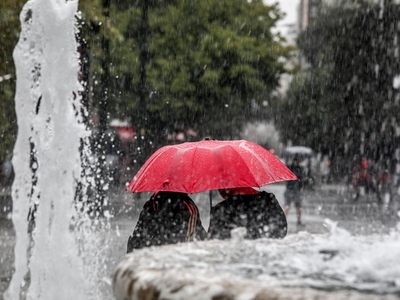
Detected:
[
  {"left": 189, "top": 147, "right": 198, "bottom": 190},
  {"left": 225, "top": 145, "right": 259, "bottom": 188},
  {"left": 240, "top": 143, "right": 293, "bottom": 184}
]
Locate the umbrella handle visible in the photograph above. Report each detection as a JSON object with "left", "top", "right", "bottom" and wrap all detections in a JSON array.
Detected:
[{"left": 209, "top": 190, "right": 213, "bottom": 212}]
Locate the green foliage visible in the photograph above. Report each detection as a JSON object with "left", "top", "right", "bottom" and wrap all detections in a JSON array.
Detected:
[
  {"left": 78, "top": 0, "right": 293, "bottom": 143},
  {"left": 0, "top": 0, "right": 25, "bottom": 162},
  {"left": 1, "top": 0, "right": 292, "bottom": 162},
  {"left": 145, "top": 0, "right": 291, "bottom": 139},
  {"left": 278, "top": 0, "right": 400, "bottom": 172},
  {"left": 276, "top": 68, "right": 334, "bottom": 154}
]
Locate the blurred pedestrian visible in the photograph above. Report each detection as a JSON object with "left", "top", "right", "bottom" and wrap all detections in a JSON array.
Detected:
[
  {"left": 208, "top": 187, "right": 287, "bottom": 240},
  {"left": 127, "top": 192, "right": 207, "bottom": 252},
  {"left": 284, "top": 157, "right": 306, "bottom": 226},
  {"left": 376, "top": 169, "right": 393, "bottom": 216},
  {"left": 352, "top": 157, "right": 372, "bottom": 201}
]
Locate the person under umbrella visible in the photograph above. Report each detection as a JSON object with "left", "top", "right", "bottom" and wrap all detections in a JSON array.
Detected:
[
  {"left": 127, "top": 192, "right": 207, "bottom": 253},
  {"left": 125, "top": 140, "right": 297, "bottom": 249},
  {"left": 284, "top": 156, "right": 306, "bottom": 226},
  {"left": 208, "top": 187, "right": 287, "bottom": 240}
]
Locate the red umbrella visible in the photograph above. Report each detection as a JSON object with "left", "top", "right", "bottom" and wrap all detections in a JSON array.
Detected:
[{"left": 127, "top": 139, "right": 298, "bottom": 194}]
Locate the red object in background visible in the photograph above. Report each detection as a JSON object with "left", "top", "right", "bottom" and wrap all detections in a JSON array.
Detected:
[
  {"left": 117, "top": 127, "right": 135, "bottom": 142},
  {"left": 126, "top": 139, "right": 298, "bottom": 194},
  {"left": 361, "top": 158, "right": 369, "bottom": 169},
  {"left": 377, "top": 170, "right": 390, "bottom": 184}
]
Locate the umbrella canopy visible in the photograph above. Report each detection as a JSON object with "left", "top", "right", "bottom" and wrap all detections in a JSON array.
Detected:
[
  {"left": 283, "top": 146, "right": 314, "bottom": 158},
  {"left": 127, "top": 140, "right": 298, "bottom": 194}
]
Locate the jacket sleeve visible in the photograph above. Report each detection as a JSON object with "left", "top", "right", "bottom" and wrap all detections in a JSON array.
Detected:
[
  {"left": 263, "top": 192, "right": 287, "bottom": 238},
  {"left": 195, "top": 213, "right": 208, "bottom": 241},
  {"left": 126, "top": 200, "right": 153, "bottom": 253},
  {"left": 183, "top": 196, "right": 208, "bottom": 241}
]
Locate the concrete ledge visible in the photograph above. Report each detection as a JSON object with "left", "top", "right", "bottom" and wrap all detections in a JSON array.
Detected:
[{"left": 112, "top": 238, "right": 397, "bottom": 300}]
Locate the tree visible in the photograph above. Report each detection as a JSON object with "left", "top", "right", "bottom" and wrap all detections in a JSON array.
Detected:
[
  {"left": 277, "top": 0, "right": 400, "bottom": 177},
  {"left": 2, "top": 1, "right": 293, "bottom": 167},
  {"left": 79, "top": 0, "right": 293, "bottom": 146},
  {"left": 275, "top": 68, "right": 334, "bottom": 154},
  {"left": 147, "top": 0, "right": 292, "bottom": 142}
]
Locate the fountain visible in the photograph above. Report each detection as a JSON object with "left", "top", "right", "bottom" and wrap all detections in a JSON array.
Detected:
[{"left": 5, "top": 0, "right": 105, "bottom": 299}]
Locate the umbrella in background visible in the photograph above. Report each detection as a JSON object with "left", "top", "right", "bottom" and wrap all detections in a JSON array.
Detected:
[
  {"left": 127, "top": 139, "right": 298, "bottom": 194},
  {"left": 283, "top": 146, "right": 314, "bottom": 159},
  {"left": 283, "top": 146, "right": 316, "bottom": 189}
]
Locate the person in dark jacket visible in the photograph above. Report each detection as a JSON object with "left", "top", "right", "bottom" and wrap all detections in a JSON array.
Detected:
[
  {"left": 127, "top": 191, "right": 207, "bottom": 253},
  {"left": 208, "top": 187, "right": 287, "bottom": 240},
  {"left": 284, "top": 157, "right": 306, "bottom": 226}
]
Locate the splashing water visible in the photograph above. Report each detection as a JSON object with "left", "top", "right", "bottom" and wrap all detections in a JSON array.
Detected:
[
  {"left": 113, "top": 219, "right": 400, "bottom": 299},
  {"left": 5, "top": 1, "right": 105, "bottom": 299}
]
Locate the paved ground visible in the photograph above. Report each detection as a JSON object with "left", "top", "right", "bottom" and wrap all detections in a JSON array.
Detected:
[{"left": 1, "top": 183, "right": 399, "bottom": 299}]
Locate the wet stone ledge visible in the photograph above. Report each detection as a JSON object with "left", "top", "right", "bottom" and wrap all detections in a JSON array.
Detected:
[{"left": 112, "top": 235, "right": 398, "bottom": 300}]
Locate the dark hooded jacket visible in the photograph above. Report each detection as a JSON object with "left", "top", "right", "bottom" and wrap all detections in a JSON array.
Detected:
[
  {"left": 127, "top": 192, "right": 207, "bottom": 252},
  {"left": 208, "top": 191, "right": 287, "bottom": 240}
]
